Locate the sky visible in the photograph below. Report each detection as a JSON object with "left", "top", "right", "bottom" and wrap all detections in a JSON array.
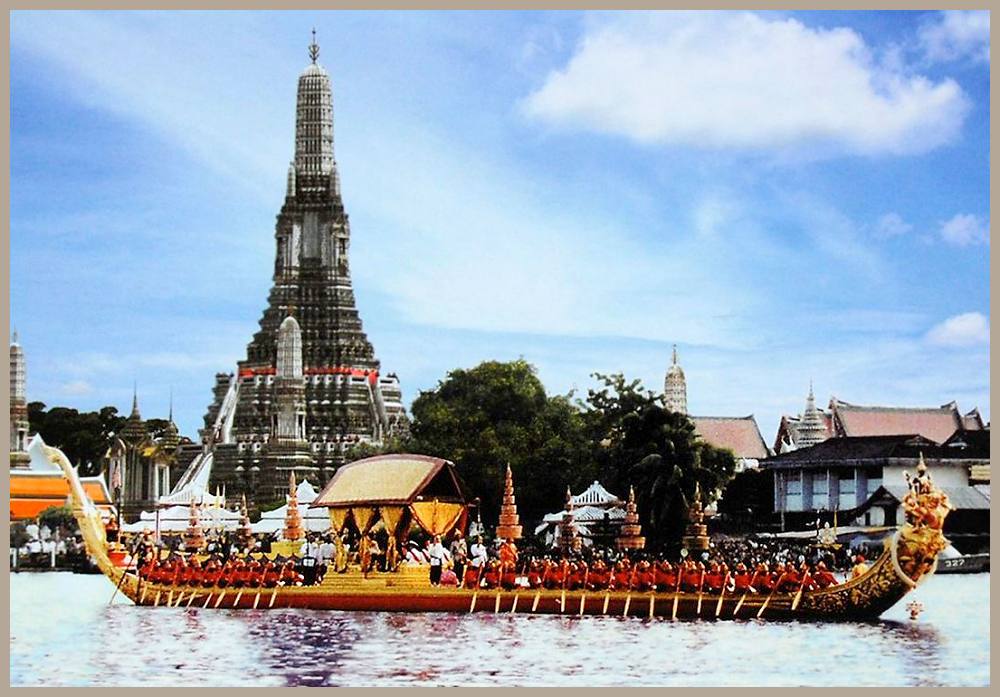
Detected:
[{"left": 9, "top": 10, "right": 990, "bottom": 449}]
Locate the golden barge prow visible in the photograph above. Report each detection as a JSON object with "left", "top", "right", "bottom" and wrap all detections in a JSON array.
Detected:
[{"left": 57, "top": 448, "right": 950, "bottom": 620}]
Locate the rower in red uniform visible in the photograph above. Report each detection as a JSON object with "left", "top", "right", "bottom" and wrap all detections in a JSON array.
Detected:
[
  {"left": 500, "top": 560, "right": 518, "bottom": 590},
  {"left": 611, "top": 559, "right": 631, "bottom": 590},
  {"left": 481, "top": 560, "right": 501, "bottom": 589},
  {"left": 231, "top": 559, "right": 248, "bottom": 588},
  {"left": 463, "top": 564, "right": 482, "bottom": 589},
  {"left": 186, "top": 558, "right": 203, "bottom": 587},
  {"left": 588, "top": 559, "right": 610, "bottom": 591},
  {"left": 262, "top": 561, "right": 280, "bottom": 588},
  {"left": 654, "top": 560, "right": 675, "bottom": 591},
  {"left": 279, "top": 560, "right": 302, "bottom": 586},
  {"left": 704, "top": 562, "right": 724, "bottom": 594},
  {"left": 812, "top": 561, "right": 837, "bottom": 589},
  {"left": 247, "top": 560, "right": 264, "bottom": 587},
  {"left": 547, "top": 559, "right": 568, "bottom": 590},
  {"left": 568, "top": 561, "right": 589, "bottom": 590},
  {"left": 776, "top": 564, "right": 802, "bottom": 593},
  {"left": 680, "top": 560, "right": 701, "bottom": 592},
  {"left": 754, "top": 563, "right": 774, "bottom": 593},
  {"left": 732, "top": 563, "right": 754, "bottom": 593},
  {"left": 202, "top": 559, "right": 221, "bottom": 587},
  {"left": 635, "top": 560, "right": 655, "bottom": 591},
  {"left": 527, "top": 559, "right": 544, "bottom": 589}
]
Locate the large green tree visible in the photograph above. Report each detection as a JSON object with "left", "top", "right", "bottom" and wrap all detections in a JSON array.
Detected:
[
  {"left": 583, "top": 373, "right": 736, "bottom": 549},
  {"left": 407, "top": 359, "right": 595, "bottom": 525},
  {"left": 27, "top": 402, "right": 126, "bottom": 476}
]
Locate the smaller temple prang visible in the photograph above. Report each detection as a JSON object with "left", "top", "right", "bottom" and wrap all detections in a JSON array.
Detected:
[
  {"left": 495, "top": 464, "right": 522, "bottom": 541},
  {"left": 664, "top": 344, "right": 688, "bottom": 414}
]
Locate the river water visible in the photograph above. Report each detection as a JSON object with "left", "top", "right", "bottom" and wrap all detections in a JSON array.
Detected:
[{"left": 9, "top": 571, "right": 989, "bottom": 686}]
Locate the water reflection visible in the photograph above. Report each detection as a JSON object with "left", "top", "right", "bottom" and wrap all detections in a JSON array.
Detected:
[{"left": 9, "top": 572, "right": 989, "bottom": 687}]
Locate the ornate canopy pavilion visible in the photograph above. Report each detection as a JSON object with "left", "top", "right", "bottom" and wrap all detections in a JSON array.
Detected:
[{"left": 310, "top": 454, "right": 473, "bottom": 542}]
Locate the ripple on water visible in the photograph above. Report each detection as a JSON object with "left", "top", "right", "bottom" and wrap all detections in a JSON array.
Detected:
[{"left": 8, "top": 571, "right": 989, "bottom": 686}]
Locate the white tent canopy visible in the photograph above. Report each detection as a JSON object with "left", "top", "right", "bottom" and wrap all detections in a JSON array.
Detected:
[
  {"left": 121, "top": 504, "right": 242, "bottom": 533},
  {"left": 252, "top": 479, "right": 330, "bottom": 536}
]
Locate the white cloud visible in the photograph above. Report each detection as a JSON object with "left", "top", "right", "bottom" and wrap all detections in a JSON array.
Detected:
[
  {"left": 60, "top": 380, "right": 94, "bottom": 396},
  {"left": 940, "top": 213, "right": 989, "bottom": 246},
  {"left": 875, "top": 212, "right": 912, "bottom": 239},
  {"left": 919, "top": 10, "right": 990, "bottom": 64},
  {"left": 522, "top": 12, "right": 970, "bottom": 157},
  {"left": 926, "top": 312, "right": 990, "bottom": 347}
]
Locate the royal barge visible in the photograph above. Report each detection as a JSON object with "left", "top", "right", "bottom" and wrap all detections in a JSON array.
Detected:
[{"left": 56, "top": 448, "right": 950, "bottom": 620}]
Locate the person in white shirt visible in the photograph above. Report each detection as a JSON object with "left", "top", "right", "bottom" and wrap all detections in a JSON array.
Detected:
[
  {"left": 469, "top": 536, "right": 488, "bottom": 569},
  {"left": 428, "top": 535, "right": 446, "bottom": 585}
]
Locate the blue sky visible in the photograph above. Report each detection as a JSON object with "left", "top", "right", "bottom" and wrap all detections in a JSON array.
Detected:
[{"left": 9, "top": 10, "right": 990, "bottom": 447}]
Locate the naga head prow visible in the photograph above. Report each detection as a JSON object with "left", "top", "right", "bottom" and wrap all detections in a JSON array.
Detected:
[{"left": 894, "top": 452, "right": 952, "bottom": 584}]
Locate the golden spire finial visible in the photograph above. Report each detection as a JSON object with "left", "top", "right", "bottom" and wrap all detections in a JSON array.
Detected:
[{"left": 308, "top": 27, "right": 320, "bottom": 64}]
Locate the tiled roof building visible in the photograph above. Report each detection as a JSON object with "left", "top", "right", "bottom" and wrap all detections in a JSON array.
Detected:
[
  {"left": 691, "top": 415, "right": 770, "bottom": 464},
  {"left": 774, "top": 389, "right": 984, "bottom": 452}
]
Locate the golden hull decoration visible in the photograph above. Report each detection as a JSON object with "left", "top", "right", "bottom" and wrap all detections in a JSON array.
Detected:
[{"left": 57, "top": 450, "right": 948, "bottom": 620}]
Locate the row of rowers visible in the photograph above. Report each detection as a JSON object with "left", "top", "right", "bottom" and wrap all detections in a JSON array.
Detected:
[
  {"left": 463, "top": 556, "right": 845, "bottom": 593},
  {"left": 138, "top": 554, "right": 324, "bottom": 588}
]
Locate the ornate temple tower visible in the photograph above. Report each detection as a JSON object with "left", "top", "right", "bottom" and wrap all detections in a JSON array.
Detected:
[
  {"left": 615, "top": 486, "right": 645, "bottom": 551},
  {"left": 9, "top": 332, "right": 30, "bottom": 469},
  {"left": 664, "top": 345, "right": 688, "bottom": 414},
  {"left": 202, "top": 33, "right": 409, "bottom": 504},
  {"left": 797, "top": 382, "right": 828, "bottom": 448},
  {"left": 495, "top": 465, "right": 522, "bottom": 541}
]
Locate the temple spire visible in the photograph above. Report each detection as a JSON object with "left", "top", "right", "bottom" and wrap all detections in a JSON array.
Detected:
[
  {"left": 309, "top": 27, "right": 319, "bottom": 64},
  {"left": 130, "top": 381, "right": 140, "bottom": 418}
]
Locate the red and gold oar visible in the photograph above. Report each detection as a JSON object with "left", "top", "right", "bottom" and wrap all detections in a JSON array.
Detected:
[
  {"left": 469, "top": 563, "right": 484, "bottom": 613},
  {"left": 623, "top": 564, "right": 637, "bottom": 617},
  {"left": 733, "top": 570, "right": 758, "bottom": 618},
  {"left": 757, "top": 572, "right": 786, "bottom": 619},
  {"left": 791, "top": 567, "right": 810, "bottom": 611},
  {"left": 695, "top": 569, "right": 705, "bottom": 617},
  {"left": 671, "top": 570, "right": 682, "bottom": 620},
  {"left": 715, "top": 571, "right": 730, "bottom": 618},
  {"left": 579, "top": 567, "right": 589, "bottom": 616}
]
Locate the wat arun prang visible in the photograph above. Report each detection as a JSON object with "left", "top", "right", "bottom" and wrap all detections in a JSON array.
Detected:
[{"left": 200, "top": 34, "right": 408, "bottom": 505}]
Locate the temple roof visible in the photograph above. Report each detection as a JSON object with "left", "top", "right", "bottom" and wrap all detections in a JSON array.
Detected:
[
  {"left": 571, "top": 480, "right": 622, "bottom": 507},
  {"left": 831, "top": 399, "right": 972, "bottom": 443},
  {"left": 311, "top": 454, "right": 467, "bottom": 507},
  {"left": 692, "top": 415, "right": 770, "bottom": 460}
]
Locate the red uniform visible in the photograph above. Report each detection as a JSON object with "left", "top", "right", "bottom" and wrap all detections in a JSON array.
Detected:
[
  {"left": 588, "top": 563, "right": 610, "bottom": 590},
  {"left": 680, "top": 565, "right": 701, "bottom": 593},
  {"left": 463, "top": 566, "right": 482, "bottom": 589},
  {"left": 654, "top": 562, "right": 676, "bottom": 591},
  {"left": 527, "top": 563, "right": 544, "bottom": 589},
  {"left": 611, "top": 563, "right": 632, "bottom": 590},
  {"left": 635, "top": 562, "right": 655, "bottom": 591},
  {"left": 813, "top": 568, "right": 837, "bottom": 589},
  {"left": 262, "top": 562, "right": 280, "bottom": 588},
  {"left": 482, "top": 561, "right": 501, "bottom": 589},
  {"left": 733, "top": 570, "right": 754, "bottom": 592}
]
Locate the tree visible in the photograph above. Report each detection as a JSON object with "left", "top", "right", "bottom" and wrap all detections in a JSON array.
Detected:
[
  {"left": 583, "top": 373, "right": 736, "bottom": 549},
  {"left": 408, "top": 359, "right": 595, "bottom": 525},
  {"left": 27, "top": 403, "right": 125, "bottom": 476},
  {"left": 717, "top": 468, "right": 775, "bottom": 532}
]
